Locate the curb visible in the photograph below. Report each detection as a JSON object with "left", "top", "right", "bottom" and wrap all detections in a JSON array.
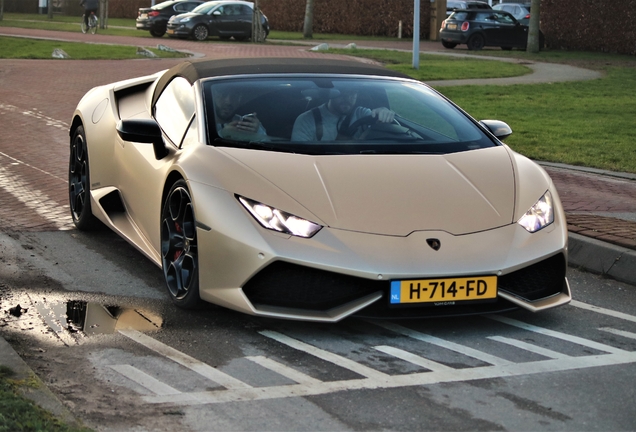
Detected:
[
  {"left": 0, "top": 338, "right": 81, "bottom": 428},
  {"left": 568, "top": 232, "right": 636, "bottom": 286}
]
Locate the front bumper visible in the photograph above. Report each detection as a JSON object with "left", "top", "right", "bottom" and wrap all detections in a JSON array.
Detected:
[
  {"left": 166, "top": 23, "right": 194, "bottom": 37},
  {"left": 191, "top": 183, "right": 570, "bottom": 322}
]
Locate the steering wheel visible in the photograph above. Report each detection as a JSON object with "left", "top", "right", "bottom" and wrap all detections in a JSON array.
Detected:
[{"left": 343, "top": 114, "right": 400, "bottom": 137}]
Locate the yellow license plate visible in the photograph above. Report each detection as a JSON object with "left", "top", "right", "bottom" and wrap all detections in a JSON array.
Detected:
[
  {"left": 390, "top": 276, "right": 497, "bottom": 305},
  {"left": 447, "top": 23, "right": 457, "bottom": 30},
  {"left": 167, "top": 29, "right": 175, "bottom": 34}
]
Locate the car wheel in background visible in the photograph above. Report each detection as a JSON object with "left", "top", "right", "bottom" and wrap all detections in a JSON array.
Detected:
[
  {"left": 193, "top": 24, "right": 209, "bottom": 41},
  {"left": 69, "top": 126, "right": 101, "bottom": 231},
  {"left": 501, "top": 46, "right": 512, "bottom": 50},
  {"left": 161, "top": 180, "right": 200, "bottom": 308},
  {"left": 150, "top": 27, "right": 166, "bottom": 37},
  {"left": 467, "top": 33, "right": 485, "bottom": 50},
  {"left": 442, "top": 41, "right": 457, "bottom": 49}
]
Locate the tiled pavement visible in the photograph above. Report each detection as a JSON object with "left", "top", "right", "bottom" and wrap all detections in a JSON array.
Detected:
[{"left": 0, "top": 26, "right": 634, "bottom": 256}]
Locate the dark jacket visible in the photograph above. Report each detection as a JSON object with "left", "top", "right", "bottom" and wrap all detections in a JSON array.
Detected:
[{"left": 80, "top": 0, "right": 99, "bottom": 10}]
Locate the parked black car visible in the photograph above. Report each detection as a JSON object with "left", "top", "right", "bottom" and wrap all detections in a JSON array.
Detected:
[
  {"left": 493, "top": 2, "right": 532, "bottom": 25},
  {"left": 167, "top": 0, "right": 269, "bottom": 41},
  {"left": 446, "top": 1, "right": 491, "bottom": 17},
  {"left": 136, "top": 0, "right": 205, "bottom": 37},
  {"left": 440, "top": 9, "right": 543, "bottom": 50}
]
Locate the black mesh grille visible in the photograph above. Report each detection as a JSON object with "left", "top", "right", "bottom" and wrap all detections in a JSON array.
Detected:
[
  {"left": 498, "top": 253, "right": 566, "bottom": 301},
  {"left": 242, "top": 261, "right": 387, "bottom": 311}
]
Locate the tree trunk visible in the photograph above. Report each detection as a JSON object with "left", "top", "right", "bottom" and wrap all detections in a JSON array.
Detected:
[
  {"left": 0, "top": 0, "right": 4, "bottom": 21},
  {"left": 526, "top": 0, "right": 541, "bottom": 53},
  {"left": 303, "top": 0, "right": 314, "bottom": 39}
]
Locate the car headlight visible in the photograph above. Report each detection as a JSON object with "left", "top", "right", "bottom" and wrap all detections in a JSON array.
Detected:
[
  {"left": 238, "top": 196, "right": 322, "bottom": 238},
  {"left": 518, "top": 191, "right": 554, "bottom": 233},
  {"left": 180, "top": 17, "right": 191, "bottom": 23}
]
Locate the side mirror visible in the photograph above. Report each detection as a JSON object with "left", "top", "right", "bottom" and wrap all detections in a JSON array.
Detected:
[
  {"left": 212, "top": 10, "right": 221, "bottom": 16},
  {"left": 479, "top": 119, "right": 513, "bottom": 140},
  {"left": 116, "top": 119, "right": 169, "bottom": 160}
]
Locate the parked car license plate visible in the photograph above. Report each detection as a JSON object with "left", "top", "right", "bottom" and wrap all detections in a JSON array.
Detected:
[
  {"left": 167, "top": 29, "right": 175, "bottom": 34},
  {"left": 390, "top": 276, "right": 497, "bottom": 304},
  {"left": 447, "top": 23, "right": 457, "bottom": 30}
]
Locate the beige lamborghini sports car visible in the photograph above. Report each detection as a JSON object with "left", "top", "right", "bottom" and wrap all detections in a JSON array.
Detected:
[{"left": 69, "top": 58, "right": 571, "bottom": 322}]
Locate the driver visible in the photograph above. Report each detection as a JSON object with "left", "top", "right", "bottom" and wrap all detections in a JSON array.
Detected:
[{"left": 291, "top": 88, "right": 395, "bottom": 142}]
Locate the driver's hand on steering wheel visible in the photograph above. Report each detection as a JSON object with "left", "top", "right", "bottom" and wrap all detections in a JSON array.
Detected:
[{"left": 371, "top": 107, "right": 395, "bottom": 123}]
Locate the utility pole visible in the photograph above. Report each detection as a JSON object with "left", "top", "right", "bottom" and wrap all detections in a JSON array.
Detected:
[
  {"left": 47, "top": 0, "right": 53, "bottom": 19},
  {"left": 526, "top": 0, "right": 541, "bottom": 53}
]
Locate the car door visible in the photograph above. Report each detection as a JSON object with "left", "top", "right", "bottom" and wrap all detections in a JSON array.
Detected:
[
  {"left": 116, "top": 77, "right": 195, "bottom": 248},
  {"left": 474, "top": 12, "right": 501, "bottom": 45},
  {"left": 214, "top": 4, "right": 252, "bottom": 38},
  {"left": 490, "top": 11, "right": 524, "bottom": 47}
]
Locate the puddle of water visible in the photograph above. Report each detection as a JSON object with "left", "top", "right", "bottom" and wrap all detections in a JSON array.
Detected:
[{"left": 33, "top": 300, "right": 163, "bottom": 336}]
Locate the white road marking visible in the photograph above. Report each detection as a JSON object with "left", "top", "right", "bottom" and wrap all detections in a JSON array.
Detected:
[
  {"left": 487, "top": 336, "right": 569, "bottom": 359},
  {"left": 488, "top": 315, "right": 628, "bottom": 354},
  {"left": 245, "top": 356, "right": 322, "bottom": 385},
  {"left": 0, "top": 151, "right": 66, "bottom": 183},
  {"left": 113, "top": 317, "right": 636, "bottom": 407},
  {"left": 0, "top": 102, "right": 69, "bottom": 131},
  {"left": 599, "top": 328, "right": 636, "bottom": 341},
  {"left": 374, "top": 346, "right": 455, "bottom": 372},
  {"left": 368, "top": 320, "right": 513, "bottom": 366},
  {"left": 109, "top": 365, "right": 181, "bottom": 396},
  {"left": 0, "top": 164, "right": 73, "bottom": 230},
  {"left": 118, "top": 329, "right": 252, "bottom": 390},
  {"left": 259, "top": 330, "right": 390, "bottom": 381},
  {"left": 142, "top": 350, "right": 636, "bottom": 406},
  {"left": 570, "top": 300, "right": 636, "bottom": 323}
]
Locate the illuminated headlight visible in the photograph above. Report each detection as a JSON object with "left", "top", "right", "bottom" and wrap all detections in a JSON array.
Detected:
[
  {"left": 518, "top": 191, "right": 554, "bottom": 233},
  {"left": 180, "top": 17, "right": 191, "bottom": 22},
  {"left": 238, "top": 196, "right": 322, "bottom": 238}
]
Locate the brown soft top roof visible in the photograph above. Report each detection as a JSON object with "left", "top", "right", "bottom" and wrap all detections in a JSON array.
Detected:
[{"left": 152, "top": 57, "right": 412, "bottom": 106}]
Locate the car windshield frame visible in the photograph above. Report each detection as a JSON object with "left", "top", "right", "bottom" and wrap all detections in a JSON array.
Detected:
[{"left": 202, "top": 75, "right": 499, "bottom": 156}]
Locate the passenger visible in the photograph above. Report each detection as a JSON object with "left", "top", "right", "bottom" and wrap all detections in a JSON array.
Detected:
[
  {"left": 291, "top": 87, "right": 395, "bottom": 141},
  {"left": 213, "top": 87, "right": 266, "bottom": 136}
]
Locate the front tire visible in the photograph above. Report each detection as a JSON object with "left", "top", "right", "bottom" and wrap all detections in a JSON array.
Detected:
[
  {"left": 467, "top": 33, "right": 485, "bottom": 50},
  {"left": 161, "top": 180, "right": 200, "bottom": 308},
  {"left": 69, "top": 126, "right": 100, "bottom": 230},
  {"left": 192, "top": 24, "right": 209, "bottom": 41}
]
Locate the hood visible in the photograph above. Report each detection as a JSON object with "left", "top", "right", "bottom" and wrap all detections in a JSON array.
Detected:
[
  {"left": 172, "top": 12, "right": 197, "bottom": 21},
  {"left": 218, "top": 146, "right": 516, "bottom": 236}
]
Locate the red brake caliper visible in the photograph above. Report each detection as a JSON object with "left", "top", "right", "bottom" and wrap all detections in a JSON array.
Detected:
[{"left": 173, "top": 221, "right": 183, "bottom": 261}]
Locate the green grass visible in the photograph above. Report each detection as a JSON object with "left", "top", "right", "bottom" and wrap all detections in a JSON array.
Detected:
[
  {"left": 328, "top": 48, "right": 532, "bottom": 81},
  {"left": 438, "top": 67, "right": 636, "bottom": 173},
  {"left": 0, "top": 36, "right": 190, "bottom": 59},
  {"left": 0, "top": 366, "right": 91, "bottom": 432}
]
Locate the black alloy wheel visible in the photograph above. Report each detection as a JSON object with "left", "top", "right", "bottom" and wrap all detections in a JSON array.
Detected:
[
  {"left": 467, "top": 33, "right": 485, "bottom": 50},
  {"left": 69, "top": 126, "right": 100, "bottom": 230},
  {"left": 193, "top": 24, "right": 209, "bottom": 41},
  {"left": 161, "top": 180, "right": 200, "bottom": 308}
]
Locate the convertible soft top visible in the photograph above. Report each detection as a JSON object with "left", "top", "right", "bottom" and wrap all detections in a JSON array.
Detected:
[{"left": 152, "top": 57, "right": 412, "bottom": 106}]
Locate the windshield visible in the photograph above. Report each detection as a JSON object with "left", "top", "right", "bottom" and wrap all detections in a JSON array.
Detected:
[
  {"left": 203, "top": 77, "right": 497, "bottom": 155},
  {"left": 192, "top": 2, "right": 219, "bottom": 14}
]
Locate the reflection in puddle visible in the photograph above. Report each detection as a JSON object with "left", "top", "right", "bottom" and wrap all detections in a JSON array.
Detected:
[{"left": 33, "top": 300, "right": 163, "bottom": 336}]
